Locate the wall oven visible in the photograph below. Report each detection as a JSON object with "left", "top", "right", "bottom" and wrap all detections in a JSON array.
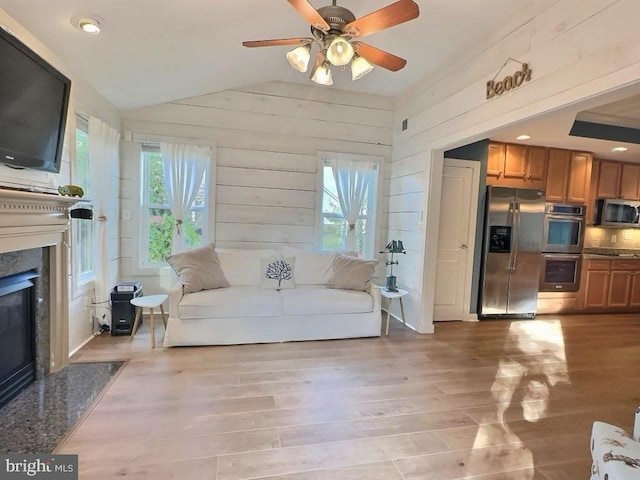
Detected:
[
  {"left": 542, "top": 203, "right": 585, "bottom": 254},
  {"left": 539, "top": 203, "right": 585, "bottom": 292},
  {"left": 539, "top": 253, "right": 582, "bottom": 292}
]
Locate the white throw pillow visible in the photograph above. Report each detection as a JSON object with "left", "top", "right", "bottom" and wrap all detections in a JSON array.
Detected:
[
  {"left": 282, "top": 247, "right": 359, "bottom": 285},
  {"left": 217, "top": 248, "right": 278, "bottom": 286},
  {"left": 260, "top": 256, "right": 296, "bottom": 290}
]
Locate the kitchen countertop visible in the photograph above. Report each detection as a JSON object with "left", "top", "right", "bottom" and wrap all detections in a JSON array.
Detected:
[{"left": 582, "top": 248, "right": 640, "bottom": 258}]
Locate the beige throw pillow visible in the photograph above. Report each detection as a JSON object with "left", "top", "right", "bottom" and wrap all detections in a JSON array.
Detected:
[
  {"left": 166, "top": 244, "right": 230, "bottom": 293},
  {"left": 327, "top": 254, "right": 378, "bottom": 291}
]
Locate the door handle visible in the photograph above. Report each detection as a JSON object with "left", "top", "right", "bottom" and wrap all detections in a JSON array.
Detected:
[{"left": 460, "top": 244, "right": 468, "bottom": 249}]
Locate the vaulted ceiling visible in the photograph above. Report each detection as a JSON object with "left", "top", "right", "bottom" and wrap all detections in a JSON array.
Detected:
[
  {"left": 2, "top": 0, "right": 640, "bottom": 162},
  {"left": 0, "top": 0, "right": 554, "bottom": 110}
]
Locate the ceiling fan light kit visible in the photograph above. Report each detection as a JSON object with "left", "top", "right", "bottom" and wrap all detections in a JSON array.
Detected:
[
  {"left": 310, "top": 54, "right": 334, "bottom": 85},
  {"left": 326, "top": 35, "right": 354, "bottom": 66},
  {"left": 243, "top": 0, "right": 419, "bottom": 85},
  {"left": 286, "top": 44, "right": 312, "bottom": 72},
  {"left": 351, "top": 54, "right": 373, "bottom": 81}
]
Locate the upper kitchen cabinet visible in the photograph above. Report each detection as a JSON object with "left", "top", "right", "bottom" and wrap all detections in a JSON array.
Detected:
[
  {"left": 620, "top": 164, "right": 640, "bottom": 200},
  {"left": 545, "top": 149, "right": 592, "bottom": 204},
  {"left": 487, "top": 143, "right": 505, "bottom": 180},
  {"left": 596, "top": 160, "right": 640, "bottom": 200},
  {"left": 486, "top": 142, "right": 547, "bottom": 188}
]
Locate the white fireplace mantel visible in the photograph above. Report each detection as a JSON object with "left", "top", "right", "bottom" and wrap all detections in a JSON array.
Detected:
[{"left": 0, "top": 188, "right": 80, "bottom": 372}]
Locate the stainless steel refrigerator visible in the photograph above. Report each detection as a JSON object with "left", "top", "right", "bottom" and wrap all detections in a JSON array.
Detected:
[{"left": 480, "top": 186, "right": 545, "bottom": 318}]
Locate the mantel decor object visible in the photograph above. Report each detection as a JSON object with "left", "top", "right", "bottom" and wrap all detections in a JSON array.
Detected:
[{"left": 380, "top": 240, "right": 406, "bottom": 292}]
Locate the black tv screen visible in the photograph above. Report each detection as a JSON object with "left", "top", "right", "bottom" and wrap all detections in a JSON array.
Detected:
[{"left": 0, "top": 26, "right": 71, "bottom": 173}]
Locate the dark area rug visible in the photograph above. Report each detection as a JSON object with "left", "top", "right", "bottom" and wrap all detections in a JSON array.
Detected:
[{"left": 0, "top": 361, "right": 123, "bottom": 454}]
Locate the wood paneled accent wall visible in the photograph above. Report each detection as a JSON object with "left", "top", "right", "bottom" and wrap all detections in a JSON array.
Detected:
[{"left": 119, "top": 82, "right": 393, "bottom": 287}]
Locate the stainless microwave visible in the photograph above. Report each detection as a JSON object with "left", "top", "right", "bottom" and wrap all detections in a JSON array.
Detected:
[{"left": 595, "top": 198, "right": 640, "bottom": 228}]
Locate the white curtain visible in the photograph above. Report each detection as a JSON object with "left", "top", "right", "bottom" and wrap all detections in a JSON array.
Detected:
[
  {"left": 89, "top": 116, "right": 120, "bottom": 327},
  {"left": 160, "top": 143, "right": 209, "bottom": 254},
  {"left": 331, "top": 158, "right": 376, "bottom": 251}
]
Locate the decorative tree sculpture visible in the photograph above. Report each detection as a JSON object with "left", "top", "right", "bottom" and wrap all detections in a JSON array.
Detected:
[{"left": 265, "top": 259, "right": 292, "bottom": 288}]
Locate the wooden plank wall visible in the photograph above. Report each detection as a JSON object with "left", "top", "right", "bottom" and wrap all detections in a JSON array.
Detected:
[
  {"left": 388, "top": 0, "right": 640, "bottom": 332},
  {"left": 119, "top": 81, "right": 392, "bottom": 287}
]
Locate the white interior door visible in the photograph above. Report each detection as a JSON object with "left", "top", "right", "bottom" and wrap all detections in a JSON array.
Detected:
[{"left": 434, "top": 159, "right": 478, "bottom": 321}]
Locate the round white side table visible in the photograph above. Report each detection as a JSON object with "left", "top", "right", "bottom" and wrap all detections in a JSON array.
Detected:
[
  {"left": 380, "top": 288, "right": 408, "bottom": 335},
  {"left": 130, "top": 294, "right": 168, "bottom": 348}
]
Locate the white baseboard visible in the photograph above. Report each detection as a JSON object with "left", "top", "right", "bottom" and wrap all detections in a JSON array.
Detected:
[{"left": 68, "top": 335, "right": 94, "bottom": 358}]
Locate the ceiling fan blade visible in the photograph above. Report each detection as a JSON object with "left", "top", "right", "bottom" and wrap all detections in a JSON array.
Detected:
[
  {"left": 243, "top": 37, "right": 313, "bottom": 48},
  {"left": 344, "top": 0, "right": 419, "bottom": 38},
  {"left": 287, "top": 0, "right": 330, "bottom": 32},
  {"left": 352, "top": 42, "right": 407, "bottom": 71}
]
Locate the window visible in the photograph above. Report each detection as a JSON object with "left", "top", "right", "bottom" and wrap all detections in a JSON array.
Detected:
[
  {"left": 317, "top": 153, "right": 379, "bottom": 258},
  {"left": 139, "top": 144, "right": 208, "bottom": 267},
  {"left": 72, "top": 115, "right": 95, "bottom": 286}
]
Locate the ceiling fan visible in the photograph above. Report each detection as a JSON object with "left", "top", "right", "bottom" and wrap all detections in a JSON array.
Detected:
[{"left": 242, "top": 0, "right": 419, "bottom": 85}]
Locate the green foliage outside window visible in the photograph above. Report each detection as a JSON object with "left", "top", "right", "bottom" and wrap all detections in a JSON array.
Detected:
[
  {"left": 147, "top": 210, "right": 202, "bottom": 263},
  {"left": 143, "top": 150, "right": 205, "bottom": 264}
]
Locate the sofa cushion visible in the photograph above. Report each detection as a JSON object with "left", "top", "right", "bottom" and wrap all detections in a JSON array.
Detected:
[
  {"left": 280, "top": 288, "right": 373, "bottom": 315},
  {"left": 166, "top": 243, "right": 229, "bottom": 294},
  {"left": 282, "top": 247, "right": 358, "bottom": 285},
  {"left": 282, "top": 247, "right": 335, "bottom": 285},
  {"left": 217, "top": 248, "right": 278, "bottom": 286},
  {"left": 327, "top": 254, "right": 378, "bottom": 291},
  {"left": 178, "top": 287, "right": 282, "bottom": 319},
  {"left": 260, "top": 256, "right": 296, "bottom": 290}
]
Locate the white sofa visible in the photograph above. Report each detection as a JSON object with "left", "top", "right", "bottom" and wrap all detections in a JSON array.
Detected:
[{"left": 164, "top": 247, "right": 382, "bottom": 347}]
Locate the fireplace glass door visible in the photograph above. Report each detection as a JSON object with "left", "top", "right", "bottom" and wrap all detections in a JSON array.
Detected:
[{"left": 0, "top": 271, "right": 38, "bottom": 408}]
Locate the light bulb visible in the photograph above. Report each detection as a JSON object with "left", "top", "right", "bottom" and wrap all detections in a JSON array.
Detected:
[
  {"left": 71, "top": 15, "right": 103, "bottom": 34},
  {"left": 326, "top": 36, "right": 354, "bottom": 66}
]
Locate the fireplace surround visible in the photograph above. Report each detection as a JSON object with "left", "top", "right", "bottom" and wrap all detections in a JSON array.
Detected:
[{"left": 0, "top": 188, "right": 78, "bottom": 378}]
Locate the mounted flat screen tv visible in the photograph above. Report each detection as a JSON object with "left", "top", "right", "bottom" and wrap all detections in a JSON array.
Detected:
[{"left": 0, "top": 26, "right": 71, "bottom": 173}]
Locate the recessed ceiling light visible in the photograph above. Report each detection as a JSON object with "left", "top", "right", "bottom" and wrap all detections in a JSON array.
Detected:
[
  {"left": 71, "top": 15, "right": 103, "bottom": 34},
  {"left": 612, "top": 146, "right": 629, "bottom": 152},
  {"left": 516, "top": 134, "right": 531, "bottom": 141}
]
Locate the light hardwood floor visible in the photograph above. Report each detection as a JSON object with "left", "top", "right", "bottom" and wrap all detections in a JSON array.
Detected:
[{"left": 60, "top": 314, "right": 640, "bottom": 479}]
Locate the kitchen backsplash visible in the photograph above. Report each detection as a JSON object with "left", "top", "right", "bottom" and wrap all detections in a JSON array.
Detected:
[{"left": 584, "top": 227, "right": 640, "bottom": 249}]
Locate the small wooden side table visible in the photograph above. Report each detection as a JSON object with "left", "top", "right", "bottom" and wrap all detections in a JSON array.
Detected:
[
  {"left": 380, "top": 288, "right": 408, "bottom": 335},
  {"left": 130, "top": 294, "right": 168, "bottom": 348}
]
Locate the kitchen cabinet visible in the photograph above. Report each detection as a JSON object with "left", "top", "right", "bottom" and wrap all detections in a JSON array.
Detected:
[
  {"left": 486, "top": 143, "right": 547, "bottom": 188},
  {"left": 545, "top": 149, "right": 592, "bottom": 204},
  {"left": 596, "top": 160, "right": 640, "bottom": 200},
  {"left": 586, "top": 159, "right": 600, "bottom": 225},
  {"left": 631, "top": 273, "right": 640, "bottom": 307},
  {"left": 619, "top": 164, "right": 640, "bottom": 200},
  {"left": 566, "top": 152, "right": 592, "bottom": 203},
  {"left": 608, "top": 269, "right": 633, "bottom": 308},
  {"left": 596, "top": 161, "right": 621, "bottom": 198},
  {"left": 582, "top": 258, "right": 640, "bottom": 310},
  {"left": 583, "top": 259, "right": 610, "bottom": 309},
  {"left": 537, "top": 291, "right": 579, "bottom": 314},
  {"left": 487, "top": 143, "right": 505, "bottom": 180}
]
